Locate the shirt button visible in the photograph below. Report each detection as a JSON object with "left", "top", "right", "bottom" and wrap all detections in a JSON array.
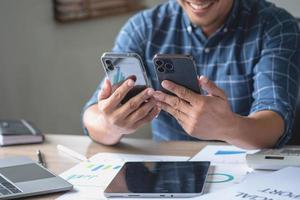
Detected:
[
  {"left": 223, "top": 28, "right": 228, "bottom": 33},
  {"left": 187, "top": 26, "right": 192, "bottom": 34},
  {"left": 204, "top": 48, "right": 210, "bottom": 53}
]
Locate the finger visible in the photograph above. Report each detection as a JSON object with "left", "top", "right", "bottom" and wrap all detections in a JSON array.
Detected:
[
  {"left": 131, "top": 106, "right": 161, "bottom": 130},
  {"left": 199, "top": 76, "right": 227, "bottom": 99},
  {"left": 98, "top": 79, "right": 112, "bottom": 100},
  {"left": 105, "top": 79, "right": 135, "bottom": 109},
  {"left": 153, "top": 91, "right": 191, "bottom": 114},
  {"left": 161, "top": 80, "right": 197, "bottom": 104},
  {"left": 116, "top": 88, "right": 155, "bottom": 118},
  {"left": 126, "top": 98, "right": 156, "bottom": 123},
  {"left": 111, "top": 76, "right": 136, "bottom": 93},
  {"left": 157, "top": 101, "right": 188, "bottom": 125}
]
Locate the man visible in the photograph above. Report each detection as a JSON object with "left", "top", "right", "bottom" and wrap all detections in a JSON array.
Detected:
[{"left": 82, "top": 0, "right": 300, "bottom": 149}]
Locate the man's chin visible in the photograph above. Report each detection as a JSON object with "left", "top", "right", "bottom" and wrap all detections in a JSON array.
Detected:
[{"left": 189, "top": 17, "right": 215, "bottom": 28}]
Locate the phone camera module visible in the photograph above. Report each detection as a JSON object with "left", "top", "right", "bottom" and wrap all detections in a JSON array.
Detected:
[
  {"left": 157, "top": 66, "right": 165, "bottom": 73},
  {"left": 105, "top": 59, "right": 112, "bottom": 65},
  {"left": 155, "top": 59, "right": 164, "bottom": 66},
  {"left": 165, "top": 63, "right": 174, "bottom": 71},
  {"left": 107, "top": 64, "right": 114, "bottom": 71}
]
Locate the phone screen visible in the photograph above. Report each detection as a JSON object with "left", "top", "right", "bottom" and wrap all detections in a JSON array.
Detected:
[
  {"left": 102, "top": 53, "right": 149, "bottom": 104},
  {"left": 106, "top": 57, "right": 146, "bottom": 86}
]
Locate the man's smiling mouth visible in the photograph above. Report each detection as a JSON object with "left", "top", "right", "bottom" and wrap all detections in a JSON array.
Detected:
[{"left": 186, "top": 0, "right": 217, "bottom": 11}]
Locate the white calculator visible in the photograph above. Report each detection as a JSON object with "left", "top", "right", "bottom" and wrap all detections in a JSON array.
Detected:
[{"left": 246, "top": 147, "right": 300, "bottom": 170}]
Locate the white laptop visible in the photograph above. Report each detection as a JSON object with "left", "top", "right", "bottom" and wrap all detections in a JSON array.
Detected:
[{"left": 0, "top": 156, "right": 72, "bottom": 199}]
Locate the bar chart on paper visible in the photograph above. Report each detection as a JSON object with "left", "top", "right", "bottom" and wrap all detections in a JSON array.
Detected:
[
  {"left": 190, "top": 145, "right": 258, "bottom": 193},
  {"left": 191, "top": 145, "right": 257, "bottom": 164},
  {"left": 86, "top": 163, "right": 122, "bottom": 172},
  {"left": 61, "top": 161, "right": 122, "bottom": 187}
]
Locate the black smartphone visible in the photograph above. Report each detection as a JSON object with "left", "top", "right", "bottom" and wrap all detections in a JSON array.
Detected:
[
  {"left": 153, "top": 54, "right": 201, "bottom": 96},
  {"left": 101, "top": 52, "right": 151, "bottom": 104}
]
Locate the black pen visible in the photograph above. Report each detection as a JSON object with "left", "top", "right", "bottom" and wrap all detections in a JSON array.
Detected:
[{"left": 37, "top": 150, "right": 47, "bottom": 168}]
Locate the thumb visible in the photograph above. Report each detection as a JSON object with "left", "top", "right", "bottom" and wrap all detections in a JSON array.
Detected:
[
  {"left": 198, "top": 76, "right": 226, "bottom": 99},
  {"left": 98, "top": 79, "right": 112, "bottom": 101}
]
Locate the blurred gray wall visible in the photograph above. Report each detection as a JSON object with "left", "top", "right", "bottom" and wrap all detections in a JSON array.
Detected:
[
  {"left": 0, "top": 0, "right": 298, "bottom": 137},
  {"left": 0, "top": 0, "right": 164, "bottom": 137}
]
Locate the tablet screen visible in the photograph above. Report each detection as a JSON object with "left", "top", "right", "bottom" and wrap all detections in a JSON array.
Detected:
[{"left": 104, "top": 161, "right": 210, "bottom": 196}]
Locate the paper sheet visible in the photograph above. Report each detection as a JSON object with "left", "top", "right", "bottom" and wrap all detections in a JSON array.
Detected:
[
  {"left": 190, "top": 145, "right": 258, "bottom": 164},
  {"left": 57, "top": 160, "right": 120, "bottom": 200},
  {"left": 90, "top": 153, "right": 189, "bottom": 162},
  {"left": 196, "top": 167, "right": 300, "bottom": 200},
  {"left": 56, "top": 153, "right": 189, "bottom": 200},
  {"left": 190, "top": 145, "right": 259, "bottom": 193}
]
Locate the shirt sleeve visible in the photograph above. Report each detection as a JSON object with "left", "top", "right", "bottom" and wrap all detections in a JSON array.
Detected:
[
  {"left": 81, "top": 12, "right": 148, "bottom": 135},
  {"left": 250, "top": 12, "right": 300, "bottom": 147}
]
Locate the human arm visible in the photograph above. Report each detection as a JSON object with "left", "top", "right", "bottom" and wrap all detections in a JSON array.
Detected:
[
  {"left": 153, "top": 76, "right": 283, "bottom": 149},
  {"left": 153, "top": 10, "right": 300, "bottom": 149},
  {"left": 82, "top": 12, "right": 159, "bottom": 145}
]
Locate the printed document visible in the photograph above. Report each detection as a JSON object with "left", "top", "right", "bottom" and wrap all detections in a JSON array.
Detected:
[
  {"left": 190, "top": 145, "right": 258, "bottom": 192},
  {"left": 196, "top": 167, "right": 300, "bottom": 200}
]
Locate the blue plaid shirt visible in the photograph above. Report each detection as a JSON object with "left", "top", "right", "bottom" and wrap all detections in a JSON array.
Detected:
[{"left": 84, "top": 0, "right": 300, "bottom": 147}]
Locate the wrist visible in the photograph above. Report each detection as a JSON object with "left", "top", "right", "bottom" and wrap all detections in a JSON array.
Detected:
[
  {"left": 221, "top": 113, "right": 243, "bottom": 143},
  {"left": 85, "top": 114, "right": 122, "bottom": 145},
  {"left": 94, "top": 115, "right": 124, "bottom": 144},
  {"left": 83, "top": 105, "right": 124, "bottom": 145}
]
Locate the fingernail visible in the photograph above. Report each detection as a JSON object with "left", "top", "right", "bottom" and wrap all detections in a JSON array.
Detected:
[
  {"left": 161, "top": 80, "right": 170, "bottom": 88},
  {"left": 201, "top": 76, "right": 209, "bottom": 84},
  {"left": 98, "top": 90, "right": 103, "bottom": 98},
  {"left": 103, "top": 79, "right": 108, "bottom": 88},
  {"left": 147, "top": 88, "right": 154, "bottom": 96},
  {"left": 127, "top": 79, "right": 134, "bottom": 87}
]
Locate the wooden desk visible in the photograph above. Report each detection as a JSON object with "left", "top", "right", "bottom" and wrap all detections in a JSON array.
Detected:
[{"left": 0, "top": 134, "right": 217, "bottom": 200}]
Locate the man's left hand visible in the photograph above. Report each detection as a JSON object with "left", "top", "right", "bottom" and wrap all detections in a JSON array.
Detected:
[{"left": 153, "top": 76, "right": 238, "bottom": 141}]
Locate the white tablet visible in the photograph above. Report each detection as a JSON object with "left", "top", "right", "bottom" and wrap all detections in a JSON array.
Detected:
[{"left": 104, "top": 161, "right": 210, "bottom": 198}]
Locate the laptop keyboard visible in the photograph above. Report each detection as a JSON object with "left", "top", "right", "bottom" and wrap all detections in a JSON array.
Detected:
[{"left": 0, "top": 174, "right": 22, "bottom": 196}]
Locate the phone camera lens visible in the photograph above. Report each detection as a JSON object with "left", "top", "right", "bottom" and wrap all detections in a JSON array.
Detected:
[
  {"left": 155, "top": 59, "right": 164, "bottom": 66},
  {"left": 107, "top": 64, "right": 114, "bottom": 71},
  {"left": 165, "top": 63, "right": 174, "bottom": 70},
  {"left": 157, "top": 66, "right": 165, "bottom": 73},
  {"left": 105, "top": 59, "right": 112, "bottom": 65}
]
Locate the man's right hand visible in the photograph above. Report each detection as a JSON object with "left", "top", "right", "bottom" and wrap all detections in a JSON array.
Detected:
[{"left": 83, "top": 78, "right": 160, "bottom": 145}]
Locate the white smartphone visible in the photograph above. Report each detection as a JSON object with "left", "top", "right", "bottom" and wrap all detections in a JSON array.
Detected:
[
  {"left": 104, "top": 161, "right": 210, "bottom": 198},
  {"left": 101, "top": 52, "right": 151, "bottom": 104}
]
